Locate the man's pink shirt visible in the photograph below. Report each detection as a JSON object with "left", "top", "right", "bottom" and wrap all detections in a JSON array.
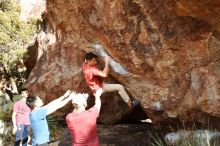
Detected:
[
  {"left": 66, "top": 107, "right": 100, "bottom": 146},
  {"left": 13, "top": 99, "right": 31, "bottom": 125}
]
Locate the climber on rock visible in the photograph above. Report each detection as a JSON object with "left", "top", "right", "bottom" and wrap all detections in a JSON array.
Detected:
[{"left": 82, "top": 52, "right": 139, "bottom": 107}]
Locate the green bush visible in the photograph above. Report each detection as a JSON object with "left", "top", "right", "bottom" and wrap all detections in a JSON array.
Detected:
[
  {"left": 0, "top": 0, "right": 38, "bottom": 71},
  {"left": 0, "top": 0, "right": 38, "bottom": 92},
  {"left": 0, "top": 0, "right": 38, "bottom": 145}
]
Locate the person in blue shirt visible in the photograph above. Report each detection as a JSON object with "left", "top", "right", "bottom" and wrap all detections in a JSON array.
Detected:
[{"left": 26, "top": 90, "right": 75, "bottom": 146}]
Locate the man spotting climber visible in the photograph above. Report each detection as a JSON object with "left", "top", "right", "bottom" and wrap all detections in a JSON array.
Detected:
[
  {"left": 66, "top": 93, "right": 101, "bottom": 146},
  {"left": 26, "top": 90, "right": 75, "bottom": 146},
  {"left": 82, "top": 52, "right": 139, "bottom": 107}
]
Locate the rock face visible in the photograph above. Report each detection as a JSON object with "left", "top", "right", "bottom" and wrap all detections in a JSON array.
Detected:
[{"left": 25, "top": 0, "right": 220, "bottom": 128}]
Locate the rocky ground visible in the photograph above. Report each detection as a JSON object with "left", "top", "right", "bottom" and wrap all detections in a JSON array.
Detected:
[{"left": 49, "top": 123, "right": 163, "bottom": 146}]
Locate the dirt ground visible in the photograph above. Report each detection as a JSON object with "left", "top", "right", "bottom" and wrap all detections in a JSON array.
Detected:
[{"left": 49, "top": 123, "right": 165, "bottom": 146}]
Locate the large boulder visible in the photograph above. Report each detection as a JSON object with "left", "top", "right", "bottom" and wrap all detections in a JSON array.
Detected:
[{"left": 24, "top": 0, "right": 220, "bottom": 127}]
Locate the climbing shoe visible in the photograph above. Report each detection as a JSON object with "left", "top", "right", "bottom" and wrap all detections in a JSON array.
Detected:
[
  {"left": 132, "top": 99, "right": 140, "bottom": 107},
  {"left": 127, "top": 99, "right": 140, "bottom": 107}
]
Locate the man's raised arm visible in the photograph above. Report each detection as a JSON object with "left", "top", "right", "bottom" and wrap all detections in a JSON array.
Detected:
[
  {"left": 96, "top": 56, "right": 111, "bottom": 78},
  {"left": 102, "top": 56, "right": 111, "bottom": 77},
  {"left": 94, "top": 89, "right": 102, "bottom": 110},
  {"left": 45, "top": 91, "right": 74, "bottom": 115}
]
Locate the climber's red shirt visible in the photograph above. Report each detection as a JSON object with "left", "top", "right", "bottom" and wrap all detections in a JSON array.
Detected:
[{"left": 82, "top": 63, "right": 103, "bottom": 93}]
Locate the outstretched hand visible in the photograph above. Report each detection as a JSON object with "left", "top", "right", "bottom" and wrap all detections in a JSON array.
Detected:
[
  {"left": 63, "top": 90, "right": 72, "bottom": 98},
  {"left": 12, "top": 126, "right": 17, "bottom": 135},
  {"left": 69, "top": 91, "right": 77, "bottom": 99},
  {"left": 82, "top": 93, "right": 89, "bottom": 98},
  {"left": 95, "top": 88, "right": 103, "bottom": 98}
]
